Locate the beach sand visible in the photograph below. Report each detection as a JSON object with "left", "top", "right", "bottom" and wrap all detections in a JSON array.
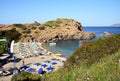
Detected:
[{"left": 0, "top": 42, "right": 66, "bottom": 81}]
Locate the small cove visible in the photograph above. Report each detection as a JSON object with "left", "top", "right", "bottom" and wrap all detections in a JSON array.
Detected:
[{"left": 43, "top": 26, "right": 120, "bottom": 57}]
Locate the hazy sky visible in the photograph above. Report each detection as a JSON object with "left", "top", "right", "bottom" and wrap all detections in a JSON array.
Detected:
[{"left": 0, "top": 0, "right": 120, "bottom": 26}]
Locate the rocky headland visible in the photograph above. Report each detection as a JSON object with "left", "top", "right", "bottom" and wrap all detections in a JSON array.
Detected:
[{"left": 0, "top": 18, "right": 96, "bottom": 42}]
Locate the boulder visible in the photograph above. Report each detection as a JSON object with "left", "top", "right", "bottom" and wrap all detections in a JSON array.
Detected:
[
  {"left": 81, "top": 32, "right": 96, "bottom": 40},
  {"left": 103, "top": 32, "right": 111, "bottom": 37}
]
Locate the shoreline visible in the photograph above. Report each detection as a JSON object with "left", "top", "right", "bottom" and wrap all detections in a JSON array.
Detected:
[{"left": 41, "top": 42, "right": 67, "bottom": 58}]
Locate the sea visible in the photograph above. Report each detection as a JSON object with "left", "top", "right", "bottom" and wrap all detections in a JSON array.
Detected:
[{"left": 43, "top": 26, "right": 120, "bottom": 57}]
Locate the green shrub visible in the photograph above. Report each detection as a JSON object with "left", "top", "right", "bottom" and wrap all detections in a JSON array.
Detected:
[
  {"left": 39, "top": 25, "right": 45, "bottom": 30},
  {"left": 43, "top": 19, "right": 61, "bottom": 27},
  {"left": 43, "top": 21, "right": 55, "bottom": 27},
  {"left": 34, "top": 30, "right": 39, "bottom": 34},
  {"left": 42, "top": 18, "right": 74, "bottom": 27},
  {"left": 0, "top": 28, "right": 21, "bottom": 42},
  {"left": 66, "top": 34, "right": 120, "bottom": 67},
  {"left": 0, "top": 41, "right": 8, "bottom": 55},
  {"left": 33, "top": 21, "right": 41, "bottom": 26},
  {"left": 31, "top": 26, "right": 36, "bottom": 30},
  {"left": 22, "top": 29, "right": 31, "bottom": 34},
  {"left": 12, "top": 24, "right": 27, "bottom": 30},
  {"left": 11, "top": 72, "right": 41, "bottom": 81},
  {"left": 29, "top": 74, "right": 41, "bottom": 81},
  {"left": 55, "top": 19, "right": 62, "bottom": 24}
]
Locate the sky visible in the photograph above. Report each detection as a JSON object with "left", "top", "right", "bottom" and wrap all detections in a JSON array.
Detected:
[{"left": 0, "top": 0, "right": 120, "bottom": 26}]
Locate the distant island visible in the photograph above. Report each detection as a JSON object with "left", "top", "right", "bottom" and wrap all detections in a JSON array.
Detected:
[{"left": 112, "top": 24, "right": 120, "bottom": 26}]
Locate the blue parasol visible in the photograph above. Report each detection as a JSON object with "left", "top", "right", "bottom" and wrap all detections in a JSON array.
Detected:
[
  {"left": 20, "top": 65, "right": 29, "bottom": 70},
  {"left": 51, "top": 58, "right": 56, "bottom": 60},
  {"left": 38, "top": 68, "right": 43, "bottom": 74},
  {"left": 46, "top": 66, "right": 54, "bottom": 71},
  {"left": 60, "top": 60, "right": 65, "bottom": 63},
  {"left": 44, "top": 60, "right": 51, "bottom": 63},
  {"left": 27, "top": 68, "right": 35, "bottom": 72},
  {"left": 51, "top": 62, "right": 57, "bottom": 65},
  {"left": 41, "top": 64, "right": 47, "bottom": 68},
  {"left": 34, "top": 62, "right": 41, "bottom": 66}
]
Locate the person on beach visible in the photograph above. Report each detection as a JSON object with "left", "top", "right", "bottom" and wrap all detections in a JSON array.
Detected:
[{"left": 22, "top": 59, "right": 24, "bottom": 65}]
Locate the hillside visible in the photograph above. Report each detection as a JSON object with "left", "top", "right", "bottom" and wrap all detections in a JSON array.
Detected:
[
  {"left": 41, "top": 34, "right": 120, "bottom": 81},
  {"left": 42, "top": 50, "right": 120, "bottom": 81},
  {"left": 66, "top": 34, "right": 120, "bottom": 67},
  {"left": 0, "top": 18, "right": 95, "bottom": 42}
]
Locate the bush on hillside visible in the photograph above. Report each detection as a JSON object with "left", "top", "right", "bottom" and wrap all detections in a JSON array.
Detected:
[
  {"left": 0, "top": 28, "right": 21, "bottom": 42},
  {"left": 33, "top": 21, "right": 41, "bottom": 26},
  {"left": 43, "top": 21, "right": 55, "bottom": 27},
  {"left": 55, "top": 18, "right": 62, "bottom": 24},
  {"left": 0, "top": 41, "right": 8, "bottom": 55},
  {"left": 31, "top": 26, "right": 36, "bottom": 30},
  {"left": 39, "top": 25, "right": 45, "bottom": 30},
  {"left": 12, "top": 24, "right": 27, "bottom": 30},
  {"left": 65, "top": 34, "right": 120, "bottom": 67},
  {"left": 43, "top": 19, "right": 62, "bottom": 27},
  {"left": 42, "top": 50, "right": 120, "bottom": 81},
  {"left": 34, "top": 30, "right": 39, "bottom": 34},
  {"left": 22, "top": 29, "right": 31, "bottom": 34},
  {"left": 11, "top": 72, "right": 41, "bottom": 81}
]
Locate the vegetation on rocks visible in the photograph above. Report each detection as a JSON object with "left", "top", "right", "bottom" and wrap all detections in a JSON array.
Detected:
[
  {"left": 42, "top": 18, "right": 63, "bottom": 27},
  {"left": 12, "top": 24, "right": 27, "bottom": 30},
  {"left": 22, "top": 29, "right": 31, "bottom": 34},
  {"left": 33, "top": 21, "right": 41, "bottom": 26},
  {"left": 38, "top": 25, "right": 46, "bottom": 30}
]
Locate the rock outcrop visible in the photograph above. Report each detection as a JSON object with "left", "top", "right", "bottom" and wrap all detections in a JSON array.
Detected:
[
  {"left": 35, "top": 18, "right": 95, "bottom": 42},
  {"left": 103, "top": 32, "right": 111, "bottom": 37},
  {"left": 81, "top": 32, "right": 96, "bottom": 40},
  {"left": 0, "top": 18, "right": 96, "bottom": 42}
]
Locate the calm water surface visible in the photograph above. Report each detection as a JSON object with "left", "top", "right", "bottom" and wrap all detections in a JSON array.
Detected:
[{"left": 43, "top": 26, "right": 120, "bottom": 57}]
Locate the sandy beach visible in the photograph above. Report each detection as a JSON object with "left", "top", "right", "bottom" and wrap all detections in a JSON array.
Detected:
[{"left": 0, "top": 42, "right": 66, "bottom": 81}]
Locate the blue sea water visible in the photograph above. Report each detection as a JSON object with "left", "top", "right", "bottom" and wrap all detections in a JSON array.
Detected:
[{"left": 43, "top": 26, "right": 120, "bottom": 57}]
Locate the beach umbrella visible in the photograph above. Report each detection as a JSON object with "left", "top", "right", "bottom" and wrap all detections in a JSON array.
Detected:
[
  {"left": 41, "top": 64, "right": 47, "bottom": 68},
  {"left": 20, "top": 65, "right": 29, "bottom": 70},
  {"left": 46, "top": 66, "right": 54, "bottom": 71},
  {"left": 44, "top": 60, "right": 51, "bottom": 63},
  {"left": 51, "top": 58, "right": 56, "bottom": 60},
  {"left": 27, "top": 68, "right": 35, "bottom": 72},
  {"left": 34, "top": 62, "right": 41, "bottom": 66},
  {"left": 53, "top": 54, "right": 62, "bottom": 57},
  {"left": 51, "top": 62, "right": 57, "bottom": 65},
  {"left": 38, "top": 68, "right": 43, "bottom": 74},
  {"left": 60, "top": 60, "right": 65, "bottom": 63}
]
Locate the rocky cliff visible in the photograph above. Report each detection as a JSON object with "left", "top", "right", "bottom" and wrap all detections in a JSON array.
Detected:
[{"left": 0, "top": 18, "right": 96, "bottom": 42}]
